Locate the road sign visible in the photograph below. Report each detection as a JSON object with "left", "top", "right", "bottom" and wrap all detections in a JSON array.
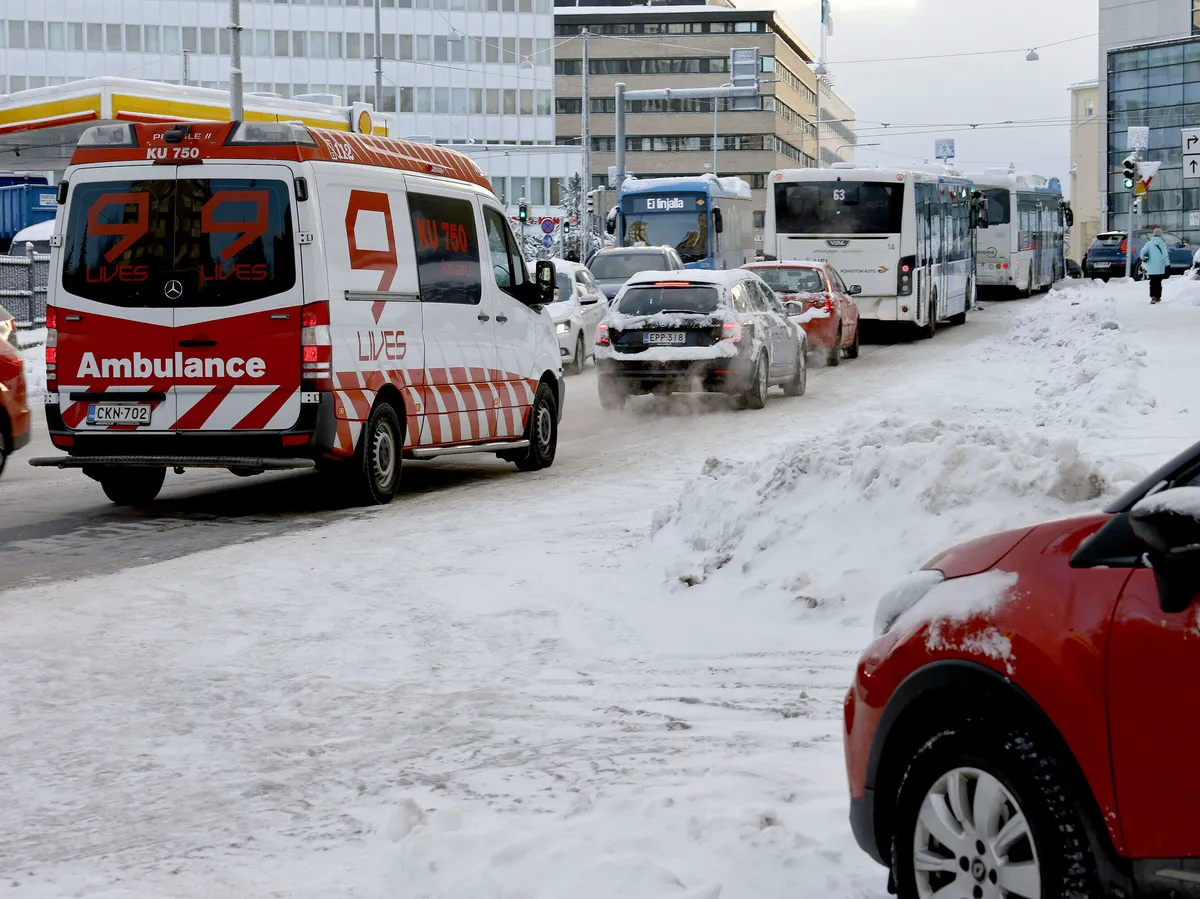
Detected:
[
  {"left": 1184, "top": 128, "right": 1200, "bottom": 180},
  {"left": 541, "top": 218, "right": 555, "bottom": 235},
  {"left": 934, "top": 138, "right": 955, "bottom": 161},
  {"left": 542, "top": 234, "right": 554, "bottom": 249},
  {"left": 1128, "top": 126, "right": 1149, "bottom": 151},
  {"left": 729, "top": 47, "right": 761, "bottom": 110},
  {"left": 1135, "top": 160, "right": 1162, "bottom": 196},
  {"left": 1190, "top": 211, "right": 1200, "bottom": 228}
]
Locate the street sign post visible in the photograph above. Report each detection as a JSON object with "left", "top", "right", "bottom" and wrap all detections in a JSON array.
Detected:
[
  {"left": 1128, "top": 126, "right": 1150, "bottom": 151},
  {"left": 934, "top": 138, "right": 955, "bottom": 162}
]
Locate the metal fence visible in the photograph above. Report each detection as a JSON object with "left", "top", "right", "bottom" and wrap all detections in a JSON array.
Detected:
[{"left": 0, "top": 248, "right": 49, "bottom": 332}]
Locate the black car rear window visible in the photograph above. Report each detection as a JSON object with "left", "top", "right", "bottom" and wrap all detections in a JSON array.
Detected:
[
  {"left": 590, "top": 251, "right": 670, "bottom": 281},
  {"left": 1091, "top": 234, "right": 1124, "bottom": 248},
  {"left": 63, "top": 178, "right": 295, "bottom": 308},
  {"left": 617, "top": 285, "right": 720, "bottom": 315}
]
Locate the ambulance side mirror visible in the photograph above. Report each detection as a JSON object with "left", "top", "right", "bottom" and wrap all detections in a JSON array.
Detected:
[{"left": 535, "top": 260, "right": 555, "bottom": 306}]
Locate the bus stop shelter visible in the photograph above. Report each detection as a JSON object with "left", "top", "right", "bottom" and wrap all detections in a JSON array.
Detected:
[{"left": 0, "top": 76, "right": 388, "bottom": 174}]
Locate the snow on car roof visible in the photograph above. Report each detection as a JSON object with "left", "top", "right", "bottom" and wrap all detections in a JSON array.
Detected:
[
  {"left": 550, "top": 258, "right": 589, "bottom": 275},
  {"left": 11, "top": 218, "right": 53, "bottom": 243},
  {"left": 623, "top": 269, "right": 756, "bottom": 290}
]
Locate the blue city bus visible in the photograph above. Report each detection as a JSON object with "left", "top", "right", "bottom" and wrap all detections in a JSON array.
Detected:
[{"left": 609, "top": 175, "right": 755, "bottom": 270}]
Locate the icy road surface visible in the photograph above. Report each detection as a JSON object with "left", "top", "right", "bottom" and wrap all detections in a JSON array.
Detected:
[{"left": 1, "top": 280, "right": 1198, "bottom": 898}]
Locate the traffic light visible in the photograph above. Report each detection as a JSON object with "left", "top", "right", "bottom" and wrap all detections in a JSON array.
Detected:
[
  {"left": 518, "top": 202, "right": 528, "bottom": 224},
  {"left": 1123, "top": 155, "right": 1138, "bottom": 190},
  {"left": 563, "top": 220, "right": 571, "bottom": 237},
  {"left": 586, "top": 191, "right": 595, "bottom": 215}
]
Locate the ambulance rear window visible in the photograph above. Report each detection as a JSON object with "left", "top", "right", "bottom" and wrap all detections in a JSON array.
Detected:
[{"left": 62, "top": 178, "right": 295, "bottom": 307}]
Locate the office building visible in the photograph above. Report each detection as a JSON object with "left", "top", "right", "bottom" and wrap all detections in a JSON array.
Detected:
[
  {"left": 1098, "top": 0, "right": 1200, "bottom": 239},
  {"left": 553, "top": 2, "right": 857, "bottom": 246},
  {"left": 1069, "top": 79, "right": 1101, "bottom": 258},
  {"left": 0, "top": 0, "right": 555, "bottom": 146}
]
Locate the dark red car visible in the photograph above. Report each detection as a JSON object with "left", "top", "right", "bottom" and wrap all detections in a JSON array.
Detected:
[
  {"left": 0, "top": 304, "right": 31, "bottom": 478},
  {"left": 743, "top": 261, "right": 861, "bottom": 366},
  {"left": 844, "top": 438, "right": 1200, "bottom": 898}
]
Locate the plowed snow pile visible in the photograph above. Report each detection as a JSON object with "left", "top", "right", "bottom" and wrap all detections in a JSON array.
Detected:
[{"left": 650, "top": 287, "right": 1150, "bottom": 622}]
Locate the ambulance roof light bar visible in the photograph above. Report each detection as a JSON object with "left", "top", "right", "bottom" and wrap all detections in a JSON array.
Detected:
[
  {"left": 228, "top": 121, "right": 318, "bottom": 148},
  {"left": 77, "top": 124, "right": 138, "bottom": 148}
]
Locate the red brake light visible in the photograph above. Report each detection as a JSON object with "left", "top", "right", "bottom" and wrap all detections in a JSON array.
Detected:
[
  {"left": 900, "top": 264, "right": 911, "bottom": 273},
  {"left": 45, "top": 307, "right": 58, "bottom": 391},
  {"left": 653, "top": 281, "right": 692, "bottom": 287},
  {"left": 596, "top": 322, "right": 610, "bottom": 347},
  {"left": 301, "top": 302, "right": 332, "bottom": 390},
  {"left": 1119, "top": 239, "right": 1128, "bottom": 253},
  {"left": 45, "top": 305, "right": 57, "bottom": 331},
  {"left": 301, "top": 301, "right": 330, "bottom": 328},
  {"left": 721, "top": 321, "right": 744, "bottom": 343}
]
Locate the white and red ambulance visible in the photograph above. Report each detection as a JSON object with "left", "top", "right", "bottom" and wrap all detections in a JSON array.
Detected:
[{"left": 30, "top": 120, "right": 562, "bottom": 504}]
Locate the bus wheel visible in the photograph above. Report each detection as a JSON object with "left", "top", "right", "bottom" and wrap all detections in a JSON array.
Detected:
[
  {"left": 947, "top": 305, "right": 967, "bottom": 326},
  {"left": 1021, "top": 269, "right": 1034, "bottom": 298},
  {"left": 917, "top": 291, "right": 938, "bottom": 340}
]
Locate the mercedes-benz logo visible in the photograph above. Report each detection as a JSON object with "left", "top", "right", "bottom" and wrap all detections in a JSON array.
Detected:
[{"left": 163, "top": 280, "right": 184, "bottom": 300}]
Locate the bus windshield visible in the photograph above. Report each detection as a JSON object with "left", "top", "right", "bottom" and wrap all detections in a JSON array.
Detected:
[
  {"left": 622, "top": 210, "right": 710, "bottom": 261},
  {"left": 980, "top": 189, "right": 1012, "bottom": 226},
  {"left": 773, "top": 181, "right": 904, "bottom": 235}
]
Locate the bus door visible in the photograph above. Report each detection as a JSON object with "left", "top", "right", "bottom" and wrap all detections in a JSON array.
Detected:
[{"left": 920, "top": 197, "right": 933, "bottom": 319}]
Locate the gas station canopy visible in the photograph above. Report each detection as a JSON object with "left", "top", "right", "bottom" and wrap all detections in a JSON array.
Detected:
[{"left": 0, "top": 77, "right": 388, "bottom": 172}]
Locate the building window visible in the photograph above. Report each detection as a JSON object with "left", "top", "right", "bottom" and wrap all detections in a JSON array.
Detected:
[
  {"left": 182, "top": 26, "right": 197, "bottom": 52},
  {"left": 399, "top": 86, "right": 413, "bottom": 112},
  {"left": 487, "top": 88, "right": 500, "bottom": 114},
  {"left": 1084, "top": 98, "right": 1095, "bottom": 118},
  {"left": 416, "top": 35, "right": 430, "bottom": 61},
  {"left": 292, "top": 31, "right": 306, "bottom": 56},
  {"left": 347, "top": 33, "right": 361, "bottom": 58},
  {"left": 556, "top": 98, "right": 582, "bottom": 115},
  {"left": 28, "top": 21, "right": 45, "bottom": 50},
  {"left": 530, "top": 177, "right": 546, "bottom": 205},
  {"left": 520, "top": 89, "right": 533, "bottom": 115},
  {"left": 504, "top": 89, "right": 517, "bottom": 115},
  {"left": 8, "top": 21, "right": 24, "bottom": 49},
  {"left": 68, "top": 23, "right": 84, "bottom": 50},
  {"left": 397, "top": 34, "right": 412, "bottom": 59},
  {"left": 202, "top": 27, "right": 217, "bottom": 54},
  {"left": 48, "top": 22, "right": 65, "bottom": 50},
  {"left": 328, "top": 33, "right": 342, "bottom": 56},
  {"left": 550, "top": 178, "right": 563, "bottom": 206},
  {"left": 434, "top": 87, "right": 450, "bottom": 113}
]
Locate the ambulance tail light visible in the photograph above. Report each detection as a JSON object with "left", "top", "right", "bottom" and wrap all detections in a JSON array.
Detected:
[
  {"left": 77, "top": 124, "right": 138, "bottom": 148},
  {"left": 301, "top": 301, "right": 333, "bottom": 391},
  {"left": 45, "top": 305, "right": 58, "bottom": 393},
  {"left": 228, "top": 122, "right": 318, "bottom": 148}
]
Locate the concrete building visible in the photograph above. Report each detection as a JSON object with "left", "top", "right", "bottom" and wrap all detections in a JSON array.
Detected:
[
  {"left": 1068, "top": 79, "right": 1102, "bottom": 259},
  {"left": 1097, "top": 0, "right": 1200, "bottom": 239},
  {"left": 0, "top": 0, "right": 555, "bottom": 146},
  {"left": 552, "top": 2, "right": 856, "bottom": 247}
]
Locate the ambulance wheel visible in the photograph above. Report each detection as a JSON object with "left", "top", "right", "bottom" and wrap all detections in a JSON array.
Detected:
[
  {"left": 356, "top": 402, "right": 403, "bottom": 505},
  {"left": 99, "top": 466, "right": 166, "bottom": 506},
  {"left": 512, "top": 382, "right": 558, "bottom": 472}
]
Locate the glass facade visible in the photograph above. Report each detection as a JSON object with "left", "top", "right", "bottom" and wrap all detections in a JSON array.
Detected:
[{"left": 1107, "top": 38, "right": 1200, "bottom": 241}]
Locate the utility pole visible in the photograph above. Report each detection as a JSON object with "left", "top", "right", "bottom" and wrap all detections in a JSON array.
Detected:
[
  {"left": 374, "top": 0, "right": 383, "bottom": 112},
  {"left": 614, "top": 81, "right": 626, "bottom": 192},
  {"left": 229, "top": 0, "right": 244, "bottom": 120},
  {"left": 580, "top": 28, "right": 591, "bottom": 254},
  {"left": 182, "top": 48, "right": 191, "bottom": 87}
]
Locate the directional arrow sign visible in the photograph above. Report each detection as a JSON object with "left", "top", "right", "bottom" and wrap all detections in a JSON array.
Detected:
[
  {"left": 1186, "top": 154, "right": 1200, "bottom": 181},
  {"left": 1183, "top": 127, "right": 1200, "bottom": 177}
]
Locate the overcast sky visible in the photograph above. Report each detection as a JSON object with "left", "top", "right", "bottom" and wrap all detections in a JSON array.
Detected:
[{"left": 742, "top": 0, "right": 1099, "bottom": 193}]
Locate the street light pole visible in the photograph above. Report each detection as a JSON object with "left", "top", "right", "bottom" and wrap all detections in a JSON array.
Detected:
[
  {"left": 581, "top": 28, "right": 591, "bottom": 253},
  {"left": 229, "top": 0, "right": 243, "bottom": 120},
  {"left": 713, "top": 82, "right": 731, "bottom": 176},
  {"left": 374, "top": 0, "right": 383, "bottom": 112}
]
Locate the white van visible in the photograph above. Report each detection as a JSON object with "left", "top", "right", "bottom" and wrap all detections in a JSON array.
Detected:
[{"left": 31, "top": 121, "right": 562, "bottom": 505}]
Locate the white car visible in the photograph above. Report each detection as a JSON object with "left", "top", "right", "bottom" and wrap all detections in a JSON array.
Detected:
[
  {"left": 549, "top": 259, "right": 608, "bottom": 374},
  {"left": 9, "top": 218, "right": 53, "bottom": 255}
]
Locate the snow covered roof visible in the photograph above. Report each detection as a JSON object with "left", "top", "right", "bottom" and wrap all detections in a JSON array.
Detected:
[
  {"left": 620, "top": 174, "right": 753, "bottom": 201},
  {"left": 11, "top": 218, "right": 53, "bottom": 244},
  {"left": 967, "top": 171, "right": 1062, "bottom": 193},
  {"left": 624, "top": 269, "right": 755, "bottom": 290}
]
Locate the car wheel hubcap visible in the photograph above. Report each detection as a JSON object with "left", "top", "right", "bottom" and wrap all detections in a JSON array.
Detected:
[
  {"left": 536, "top": 405, "right": 553, "bottom": 454},
  {"left": 913, "top": 767, "right": 1040, "bottom": 899},
  {"left": 372, "top": 425, "right": 396, "bottom": 488}
]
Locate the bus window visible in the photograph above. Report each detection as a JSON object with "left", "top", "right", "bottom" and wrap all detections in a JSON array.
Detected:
[
  {"left": 774, "top": 181, "right": 904, "bottom": 235},
  {"left": 980, "top": 189, "right": 1011, "bottom": 226}
]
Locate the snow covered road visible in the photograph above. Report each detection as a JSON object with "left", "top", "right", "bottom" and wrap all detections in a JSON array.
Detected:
[{"left": 2, "top": 281, "right": 1197, "bottom": 899}]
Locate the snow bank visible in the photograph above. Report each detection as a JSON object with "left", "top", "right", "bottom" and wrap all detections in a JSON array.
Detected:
[
  {"left": 18, "top": 332, "right": 45, "bottom": 400},
  {"left": 1001, "top": 285, "right": 1155, "bottom": 430},
  {"left": 648, "top": 416, "right": 1134, "bottom": 625}
]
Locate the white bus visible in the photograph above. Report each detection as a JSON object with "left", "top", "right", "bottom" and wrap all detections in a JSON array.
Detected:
[
  {"left": 970, "top": 171, "right": 1072, "bottom": 296},
  {"left": 764, "top": 165, "right": 980, "bottom": 338}
]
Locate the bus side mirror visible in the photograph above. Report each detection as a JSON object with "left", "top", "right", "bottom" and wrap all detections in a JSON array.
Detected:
[
  {"left": 605, "top": 210, "right": 616, "bottom": 236},
  {"left": 713, "top": 208, "right": 724, "bottom": 234}
]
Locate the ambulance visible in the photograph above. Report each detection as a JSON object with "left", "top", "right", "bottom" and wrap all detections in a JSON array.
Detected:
[{"left": 30, "top": 120, "right": 562, "bottom": 505}]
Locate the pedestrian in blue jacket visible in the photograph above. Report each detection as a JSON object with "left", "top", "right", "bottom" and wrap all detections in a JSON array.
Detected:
[{"left": 1139, "top": 228, "right": 1170, "bottom": 304}]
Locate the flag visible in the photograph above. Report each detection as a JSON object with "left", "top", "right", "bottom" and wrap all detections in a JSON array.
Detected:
[{"left": 821, "top": 0, "right": 834, "bottom": 36}]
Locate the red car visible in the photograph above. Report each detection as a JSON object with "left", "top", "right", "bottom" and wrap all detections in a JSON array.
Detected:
[
  {"left": 0, "top": 304, "right": 31, "bottom": 478},
  {"left": 743, "top": 261, "right": 861, "bottom": 366},
  {"left": 844, "top": 438, "right": 1200, "bottom": 898}
]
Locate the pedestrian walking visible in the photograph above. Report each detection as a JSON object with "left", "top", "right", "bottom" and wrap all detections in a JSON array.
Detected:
[{"left": 1139, "top": 227, "right": 1170, "bottom": 304}]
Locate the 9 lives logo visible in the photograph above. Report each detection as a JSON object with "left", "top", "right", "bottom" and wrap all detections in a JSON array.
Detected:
[{"left": 83, "top": 190, "right": 272, "bottom": 285}]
